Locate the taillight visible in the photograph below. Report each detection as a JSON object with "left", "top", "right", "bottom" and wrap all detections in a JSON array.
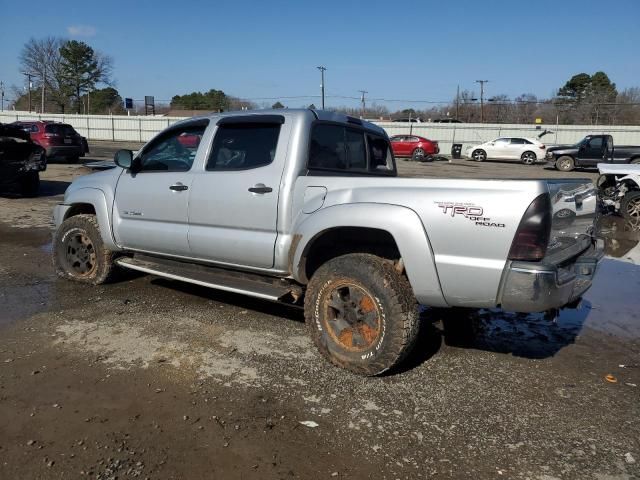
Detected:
[{"left": 508, "top": 193, "right": 552, "bottom": 261}]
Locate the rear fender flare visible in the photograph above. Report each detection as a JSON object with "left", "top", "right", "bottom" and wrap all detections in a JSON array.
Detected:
[{"left": 291, "top": 203, "right": 447, "bottom": 307}]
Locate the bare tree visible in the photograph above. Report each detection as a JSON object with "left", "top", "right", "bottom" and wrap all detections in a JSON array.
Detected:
[{"left": 19, "top": 37, "right": 66, "bottom": 112}]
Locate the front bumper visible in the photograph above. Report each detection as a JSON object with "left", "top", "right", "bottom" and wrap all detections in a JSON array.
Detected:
[{"left": 499, "top": 238, "right": 604, "bottom": 312}]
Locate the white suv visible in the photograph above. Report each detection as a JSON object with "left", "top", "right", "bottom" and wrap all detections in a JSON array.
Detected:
[{"left": 466, "top": 137, "right": 547, "bottom": 165}]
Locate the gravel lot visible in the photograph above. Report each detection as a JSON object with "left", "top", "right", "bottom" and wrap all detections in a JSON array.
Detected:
[{"left": 0, "top": 141, "right": 638, "bottom": 479}]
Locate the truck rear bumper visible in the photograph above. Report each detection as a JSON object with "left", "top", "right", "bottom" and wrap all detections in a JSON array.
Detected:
[{"left": 499, "top": 239, "right": 604, "bottom": 313}]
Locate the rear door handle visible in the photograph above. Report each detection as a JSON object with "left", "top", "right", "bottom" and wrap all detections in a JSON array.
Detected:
[
  {"left": 170, "top": 183, "right": 188, "bottom": 192},
  {"left": 248, "top": 184, "right": 273, "bottom": 194}
]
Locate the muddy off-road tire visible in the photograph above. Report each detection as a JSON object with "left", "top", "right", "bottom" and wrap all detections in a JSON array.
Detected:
[
  {"left": 304, "top": 253, "right": 420, "bottom": 375},
  {"left": 53, "top": 214, "right": 118, "bottom": 285}
]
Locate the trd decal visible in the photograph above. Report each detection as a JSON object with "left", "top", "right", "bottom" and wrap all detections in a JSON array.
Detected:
[{"left": 435, "top": 202, "right": 505, "bottom": 228}]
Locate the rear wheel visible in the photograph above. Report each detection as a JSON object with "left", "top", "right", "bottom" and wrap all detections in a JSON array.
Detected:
[
  {"left": 304, "top": 253, "right": 419, "bottom": 376},
  {"left": 521, "top": 151, "right": 537, "bottom": 165},
  {"left": 67, "top": 155, "right": 80, "bottom": 164},
  {"left": 556, "top": 156, "right": 574, "bottom": 172},
  {"left": 631, "top": 158, "right": 640, "bottom": 164},
  {"left": 411, "top": 148, "right": 425, "bottom": 162},
  {"left": 53, "top": 214, "right": 118, "bottom": 285},
  {"left": 621, "top": 191, "right": 640, "bottom": 221},
  {"left": 20, "top": 172, "right": 40, "bottom": 197},
  {"left": 471, "top": 149, "right": 486, "bottom": 162}
]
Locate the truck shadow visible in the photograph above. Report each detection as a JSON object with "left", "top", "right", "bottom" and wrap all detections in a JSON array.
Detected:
[
  {"left": 433, "top": 304, "right": 591, "bottom": 359},
  {"left": 150, "top": 279, "right": 590, "bottom": 371},
  {"left": 0, "top": 180, "right": 70, "bottom": 198}
]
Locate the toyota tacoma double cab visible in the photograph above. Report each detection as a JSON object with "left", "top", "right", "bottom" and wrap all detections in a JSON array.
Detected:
[
  {"left": 53, "top": 110, "right": 603, "bottom": 375},
  {"left": 547, "top": 134, "right": 640, "bottom": 172}
]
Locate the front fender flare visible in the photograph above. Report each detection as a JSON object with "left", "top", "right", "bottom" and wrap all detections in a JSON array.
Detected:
[
  {"left": 291, "top": 203, "right": 447, "bottom": 307},
  {"left": 58, "top": 187, "right": 119, "bottom": 251}
]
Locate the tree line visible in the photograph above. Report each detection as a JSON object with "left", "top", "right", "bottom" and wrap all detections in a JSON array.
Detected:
[
  {"left": 9, "top": 38, "right": 640, "bottom": 125},
  {"left": 12, "top": 37, "right": 114, "bottom": 114}
]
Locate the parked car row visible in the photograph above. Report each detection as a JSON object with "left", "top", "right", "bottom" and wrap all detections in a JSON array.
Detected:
[{"left": 11, "top": 120, "right": 89, "bottom": 163}]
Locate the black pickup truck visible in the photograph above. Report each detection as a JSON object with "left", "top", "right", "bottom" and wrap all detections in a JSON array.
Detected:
[
  {"left": 546, "top": 134, "right": 640, "bottom": 172},
  {"left": 0, "top": 123, "right": 46, "bottom": 196}
]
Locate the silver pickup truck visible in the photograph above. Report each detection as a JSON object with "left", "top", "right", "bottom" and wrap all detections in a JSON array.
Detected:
[{"left": 53, "top": 110, "right": 602, "bottom": 375}]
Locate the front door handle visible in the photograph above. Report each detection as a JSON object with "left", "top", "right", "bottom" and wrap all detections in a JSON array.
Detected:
[
  {"left": 248, "top": 184, "right": 273, "bottom": 194},
  {"left": 170, "top": 183, "right": 188, "bottom": 192}
]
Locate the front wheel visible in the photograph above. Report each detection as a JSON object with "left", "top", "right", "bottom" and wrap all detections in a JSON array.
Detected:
[
  {"left": 471, "top": 149, "right": 486, "bottom": 162},
  {"left": 521, "top": 151, "right": 537, "bottom": 165},
  {"left": 556, "top": 156, "right": 574, "bottom": 172},
  {"left": 53, "top": 214, "right": 118, "bottom": 285},
  {"left": 304, "top": 253, "right": 419, "bottom": 376},
  {"left": 621, "top": 191, "right": 640, "bottom": 221}
]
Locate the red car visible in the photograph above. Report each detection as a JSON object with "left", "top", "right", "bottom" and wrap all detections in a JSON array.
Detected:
[
  {"left": 12, "top": 121, "right": 87, "bottom": 163},
  {"left": 389, "top": 135, "right": 439, "bottom": 161}
]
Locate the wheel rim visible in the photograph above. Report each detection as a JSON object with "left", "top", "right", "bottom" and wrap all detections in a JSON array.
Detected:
[
  {"left": 323, "top": 283, "right": 382, "bottom": 352},
  {"left": 558, "top": 158, "right": 571, "bottom": 170},
  {"left": 65, "top": 232, "right": 97, "bottom": 276},
  {"left": 556, "top": 209, "right": 572, "bottom": 218},
  {"left": 413, "top": 148, "right": 425, "bottom": 160},
  {"left": 473, "top": 150, "right": 485, "bottom": 161},
  {"left": 522, "top": 153, "right": 535, "bottom": 164},
  {"left": 626, "top": 198, "right": 640, "bottom": 218}
]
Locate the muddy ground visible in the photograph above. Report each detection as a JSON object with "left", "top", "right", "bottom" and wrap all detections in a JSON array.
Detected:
[{"left": 0, "top": 142, "right": 638, "bottom": 479}]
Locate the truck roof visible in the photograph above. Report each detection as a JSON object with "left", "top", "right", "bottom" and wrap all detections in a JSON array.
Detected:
[{"left": 175, "top": 108, "right": 387, "bottom": 137}]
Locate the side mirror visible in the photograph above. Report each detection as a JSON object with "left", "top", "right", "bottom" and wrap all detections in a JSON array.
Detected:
[{"left": 114, "top": 149, "right": 133, "bottom": 169}]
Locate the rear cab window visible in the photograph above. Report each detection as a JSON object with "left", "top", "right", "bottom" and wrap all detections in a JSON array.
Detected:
[{"left": 308, "top": 123, "right": 395, "bottom": 176}]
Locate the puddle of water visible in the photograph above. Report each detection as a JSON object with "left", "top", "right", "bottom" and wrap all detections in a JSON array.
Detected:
[
  {"left": 0, "top": 283, "right": 52, "bottom": 326},
  {"left": 431, "top": 215, "right": 640, "bottom": 357}
]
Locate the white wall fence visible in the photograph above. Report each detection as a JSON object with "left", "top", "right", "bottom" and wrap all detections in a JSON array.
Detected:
[{"left": 3, "top": 110, "right": 640, "bottom": 154}]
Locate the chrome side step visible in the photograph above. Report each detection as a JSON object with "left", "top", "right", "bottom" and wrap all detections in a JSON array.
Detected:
[{"left": 116, "top": 255, "right": 301, "bottom": 303}]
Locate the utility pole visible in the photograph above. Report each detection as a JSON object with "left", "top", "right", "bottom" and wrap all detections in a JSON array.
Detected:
[
  {"left": 358, "top": 90, "right": 367, "bottom": 118},
  {"left": 475, "top": 80, "right": 489, "bottom": 123},
  {"left": 0, "top": 81, "right": 4, "bottom": 112},
  {"left": 41, "top": 65, "right": 46, "bottom": 113},
  {"left": 317, "top": 66, "right": 326, "bottom": 110},
  {"left": 22, "top": 72, "right": 36, "bottom": 112},
  {"left": 455, "top": 84, "right": 460, "bottom": 121}
]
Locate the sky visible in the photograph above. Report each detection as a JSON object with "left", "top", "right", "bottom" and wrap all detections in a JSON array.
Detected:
[{"left": 1, "top": 0, "right": 639, "bottom": 111}]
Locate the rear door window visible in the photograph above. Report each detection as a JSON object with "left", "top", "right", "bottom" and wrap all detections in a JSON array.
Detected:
[{"left": 206, "top": 123, "right": 280, "bottom": 171}]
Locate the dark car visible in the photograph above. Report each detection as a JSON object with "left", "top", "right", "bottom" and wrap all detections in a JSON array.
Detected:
[
  {"left": 546, "top": 134, "right": 640, "bottom": 172},
  {"left": 0, "top": 123, "right": 46, "bottom": 196},
  {"left": 389, "top": 135, "right": 439, "bottom": 161},
  {"left": 432, "top": 118, "right": 462, "bottom": 123},
  {"left": 11, "top": 120, "right": 88, "bottom": 163}
]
